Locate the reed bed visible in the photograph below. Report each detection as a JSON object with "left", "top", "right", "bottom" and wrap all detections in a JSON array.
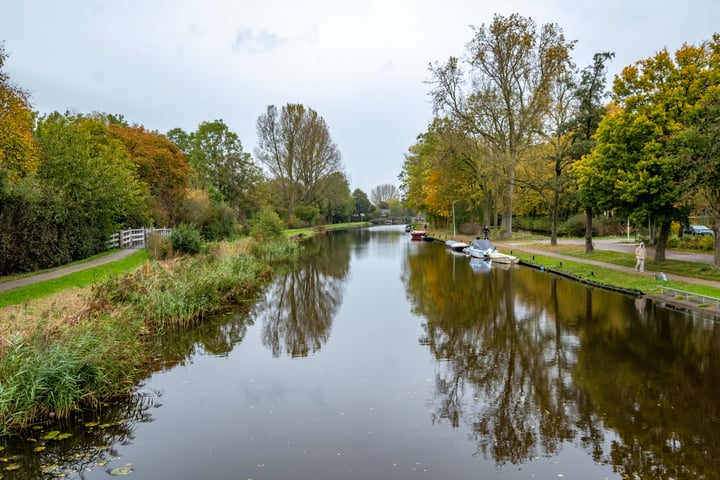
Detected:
[{"left": 0, "top": 237, "right": 299, "bottom": 431}]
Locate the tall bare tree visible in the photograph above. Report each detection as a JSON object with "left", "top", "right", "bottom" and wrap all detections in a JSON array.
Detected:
[
  {"left": 255, "top": 104, "right": 342, "bottom": 220},
  {"left": 429, "top": 13, "right": 574, "bottom": 238},
  {"left": 370, "top": 183, "right": 400, "bottom": 206}
]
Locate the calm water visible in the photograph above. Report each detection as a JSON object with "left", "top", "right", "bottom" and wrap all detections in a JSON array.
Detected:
[{"left": 5, "top": 226, "right": 720, "bottom": 479}]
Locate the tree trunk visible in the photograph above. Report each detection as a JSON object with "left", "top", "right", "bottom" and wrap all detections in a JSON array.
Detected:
[
  {"left": 654, "top": 220, "right": 671, "bottom": 262},
  {"left": 584, "top": 206, "right": 594, "bottom": 253},
  {"left": 550, "top": 189, "right": 559, "bottom": 246},
  {"left": 714, "top": 218, "right": 720, "bottom": 268},
  {"left": 501, "top": 182, "right": 513, "bottom": 238}
]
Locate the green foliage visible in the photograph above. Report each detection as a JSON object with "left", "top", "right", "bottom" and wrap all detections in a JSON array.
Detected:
[
  {"left": 250, "top": 206, "right": 286, "bottom": 240},
  {"left": 168, "top": 120, "right": 263, "bottom": 218},
  {"left": 293, "top": 204, "right": 320, "bottom": 225},
  {"left": 352, "top": 188, "right": 374, "bottom": 216},
  {"left": 169, "top": 224, "right": 203, "bottom": 254}
]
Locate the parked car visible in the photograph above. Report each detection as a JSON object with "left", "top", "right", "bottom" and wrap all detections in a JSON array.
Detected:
[{"left": 684, "top": 224, "right": 714, "bottom": 236}]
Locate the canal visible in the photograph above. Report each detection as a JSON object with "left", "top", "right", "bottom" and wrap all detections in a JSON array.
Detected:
[{"left": 4, "top": 225, "right": 720, "bottom": 479}]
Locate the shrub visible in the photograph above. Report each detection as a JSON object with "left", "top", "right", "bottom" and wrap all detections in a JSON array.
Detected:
[
  {"left": 169, "top": 224, "right": 203, "bottom": 254},
  {"left": 250, "top": 206, "right": 286, "bottom": 240},
  {"left": 293, "top": 204, "right": 320, "bottom": 225}
]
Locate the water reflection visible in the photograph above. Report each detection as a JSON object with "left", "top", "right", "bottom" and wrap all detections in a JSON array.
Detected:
[
  {"left": 0, "top": 392, "right": 159, "bottom": 479},
  {"left": 254, "top": 232, "right": 351, "bottom": 357},
  {"left": 406, "top": 241, "right": 720, "bottom": 476},
  {"left": 5, "top": 227, "right": 720, "bottom": 479}
]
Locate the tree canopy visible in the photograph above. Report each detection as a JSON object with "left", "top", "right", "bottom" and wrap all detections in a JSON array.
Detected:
[
  {"left": 428, "top": 13, "right": 575, "bottom": 237},
  {"left": 255, "top": 104, "right": 343, "bottom": 220},
  {"left": 0, "top": 44, "right": 38, "bottom": 180}
]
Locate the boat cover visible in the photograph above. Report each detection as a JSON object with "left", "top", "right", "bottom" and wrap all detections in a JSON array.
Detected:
[{"left": 471, "top": 239, "right": 493, "bottom": 251}]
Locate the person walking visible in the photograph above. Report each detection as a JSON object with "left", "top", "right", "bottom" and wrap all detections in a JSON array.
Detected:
[
  {"left": 635, "top": 242, "right": 647, "bottom": 272},
  {"left": 483, "top": 225, "right": 490, "bottom": 240}
]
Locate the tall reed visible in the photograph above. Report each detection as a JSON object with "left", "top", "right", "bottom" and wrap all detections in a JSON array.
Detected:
[{"left": 0, "top": 315, "right": 143, "bottom": 432}]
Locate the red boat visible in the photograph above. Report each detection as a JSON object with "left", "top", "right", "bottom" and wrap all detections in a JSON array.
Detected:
[{"left": 410, "top": 230, "right": 427, "bottom": 240}]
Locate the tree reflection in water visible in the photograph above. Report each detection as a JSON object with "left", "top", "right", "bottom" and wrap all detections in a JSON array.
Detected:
[
  {"left": 406, "top": 242, "right": 720, "bottom": 477},
  {"left": 254, "top": 232, "right": 352, "bottom": 357}
]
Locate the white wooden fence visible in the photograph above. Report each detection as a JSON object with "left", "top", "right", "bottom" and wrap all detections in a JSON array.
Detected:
[{"left": 106, "top": 228, "right": 172, "bottom": 249}]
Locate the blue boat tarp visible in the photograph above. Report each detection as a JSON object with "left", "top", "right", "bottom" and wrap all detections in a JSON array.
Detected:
[{"left": 471, "top": 239, "right": 493, "bottom": 251}]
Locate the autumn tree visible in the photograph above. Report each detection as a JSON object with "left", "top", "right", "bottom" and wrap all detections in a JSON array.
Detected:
[
  {"left": 516, "top": 52, "right": 614, "bottom": 246},
  {"left": 109, "top": 124, "right": 189, "bottom": 225},
  {"left": 577, "top": 41, "right": 716, "bottom": 261},
  {"left": 400, "top": 118, "right": 494, "bottom": 231},
  {"left": 429, "top": 13, "right": 575, "bottom": 237},
  {"left": 0, "top": 43, "right": 38, "bottom": 180},
  {"left": 672, "top": 34, "right": 720, "bottom": 266},
  {"left": 255, "top": 104, "right": 343, "bottom": 221}
]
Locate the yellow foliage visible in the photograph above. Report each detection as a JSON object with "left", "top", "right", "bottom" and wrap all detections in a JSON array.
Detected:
[{"left": 0, "top": 46, "right": 39, "bottom": 179}]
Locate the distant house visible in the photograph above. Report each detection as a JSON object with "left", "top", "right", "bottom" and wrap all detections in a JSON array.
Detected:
[{"left": 380, "top": 208, "right": 391, "bottom": 216}]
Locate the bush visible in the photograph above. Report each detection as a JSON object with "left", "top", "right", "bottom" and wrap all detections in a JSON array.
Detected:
[
  {"left": 169, "top": 224, "right": 203, "bottom": 254},
  {"left": 250, "top": 206, "right": 286, "bottom": 240},
  {"left": 293, "top": 204, "right": 320, "bottom": 225}
]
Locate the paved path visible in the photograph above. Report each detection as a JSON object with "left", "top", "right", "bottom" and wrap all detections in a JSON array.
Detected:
[
  {"left": 502, "top": 238, "right": 720, "bottom": 288},
  {"left": 0, "top": 248, "right": 141, "bottom": 293}
]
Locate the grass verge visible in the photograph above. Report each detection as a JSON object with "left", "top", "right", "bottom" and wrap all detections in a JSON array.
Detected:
[
  {"left": 0, "top": 250, "right": 149, "bottom": 309},
  {"left": 514, "top": 249, "right": 720, "bottom": 298}
]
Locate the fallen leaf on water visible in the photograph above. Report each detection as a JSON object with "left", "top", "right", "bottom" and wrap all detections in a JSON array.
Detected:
[{"left": 109, "top": 467, "right": 133, "bottom": 476}]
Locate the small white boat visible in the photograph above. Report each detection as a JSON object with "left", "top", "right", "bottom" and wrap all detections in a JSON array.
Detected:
[
  {"left": 488, "top": 250, "right": 519, "bottom": 264},
  {"left": 463, "top": 238, "right": 494, "bottom": 259},
  {"left": 445, "top": 240, "right": 469, "bottom": 252},
  {"left": 464, "top": 238, "right": 519, "bottom": 264}
]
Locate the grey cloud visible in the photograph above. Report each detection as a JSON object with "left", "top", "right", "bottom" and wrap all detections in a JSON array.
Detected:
[{"left": 233, "top": 26, "right": 284, "bottom": 53}]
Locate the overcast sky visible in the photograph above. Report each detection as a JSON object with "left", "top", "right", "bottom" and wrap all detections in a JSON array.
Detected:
[{"left": 2, "top": 0, "right": 719, "bottom": 195}]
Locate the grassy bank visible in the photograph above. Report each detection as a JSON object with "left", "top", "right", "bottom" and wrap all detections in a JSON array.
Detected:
[
  {"left": 284, "top": 221, "right": 372, "bottom": 239},
  {"left": 0, "top": 250, "right": 149, "bottom": 308},
  {"left": 0, "top": 237, "right": 299, "bottom": 432},
  {"left": 507, "top": 243, "right": 720, "bottom": 298}
]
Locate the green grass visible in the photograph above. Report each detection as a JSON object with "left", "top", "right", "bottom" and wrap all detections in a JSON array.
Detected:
[
  {"left": 518, "top": 251, "right": 720, "bottom": 298},
  {"left": 0, "top": 250, "right": 149, "bottom": 308},
  {"left": 283, "top": 221, "right": 372, "bottom": 238}
]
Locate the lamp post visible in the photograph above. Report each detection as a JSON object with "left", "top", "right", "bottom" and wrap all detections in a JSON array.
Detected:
[{"left": 452, "top": 200, "right": 459, "bottom": 237}]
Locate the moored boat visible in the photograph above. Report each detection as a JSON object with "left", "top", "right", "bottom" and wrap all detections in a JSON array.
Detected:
[
  {"left": 463, "top": 238, "right": 494, "bottom": 259},
  {"left": 410, "top": 230, "right": 427, "bottom": 240},
  {"left": 488, "top": 250, "right": 519, "bottom": 264},
  {"left": 445, "top": 240, "right": 469, "bottom": 252},
  {"left": 464, "top": 238, "right": 519, "bottom": 264}
]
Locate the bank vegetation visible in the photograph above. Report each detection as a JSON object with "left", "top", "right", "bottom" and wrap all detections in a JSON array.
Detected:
[{"left": 0, "top": 235, "right": 299, "bottom": 433}]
